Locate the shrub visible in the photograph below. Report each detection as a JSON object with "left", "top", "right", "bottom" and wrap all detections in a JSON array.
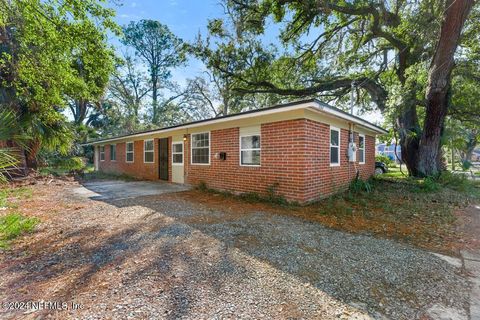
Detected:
[
  {"left": 53, "top": 156, "right": 85, "bottom": 171},
  {"left": 349, "top": 178, "right": 373, "bottom": 193},
  {"left": 461, "top": 160, "right": 472, "bottom": 171},
  {"left": 196, "top": 181, "right": 208, "bottom": 192},
  {"left": 375, "top": 154, "right": 394, "bottom": 167},
  {"left": 437, "top": 171, "right": 474, "bottom": 192},
  {"left": 419, "top": 177, "right": 441, "bottom": 192},
  {"left": 265, "top": 183, "right": 288, "bottom": 205}
]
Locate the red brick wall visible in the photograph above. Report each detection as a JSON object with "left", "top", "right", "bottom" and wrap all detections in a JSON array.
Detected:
[
  {"left": 184, "top": 120, "right": 309, "bottom": 202},
  {"left": 184, "top": 119, "right": 375, "bottom": 203},
  {"left": 97, "top": 118, "right": 376, "bottom": 203},
  {"left": 303, "top": 120, "right": 375, "bottom": 201},
  {"left": 98, "top": 138, "right": 172, "bottom": 181}
]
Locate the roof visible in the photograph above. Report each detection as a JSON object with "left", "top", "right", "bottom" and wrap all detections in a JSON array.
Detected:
[{"left": 85, "top": 98, "right": 388, "bottom": 145}]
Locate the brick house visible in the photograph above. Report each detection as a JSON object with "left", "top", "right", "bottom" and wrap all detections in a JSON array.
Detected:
[{"left": 87, "top": 99, "right": 387, "bottom": 203}]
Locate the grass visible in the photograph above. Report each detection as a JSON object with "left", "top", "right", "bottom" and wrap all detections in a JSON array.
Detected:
[
  {"left": 0, "top": 187, "right": 33, "bottom": 208},
  {"left": 0, "top": 186, "right": 38, "bottom": 249},
  {"left": 0, "top": 213, "right": 39, "bottom": 249}
]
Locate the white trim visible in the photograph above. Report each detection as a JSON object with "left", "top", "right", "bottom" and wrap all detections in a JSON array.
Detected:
[
  {"left": 172, "top": 141, "right": 184, "bottom": 166},
  {"left": 126, "top": 141, "right": 134, "bottom": 163},
  {"left": 88, "top": 100, "right": 387, "bottom": 146},
  {"left": 190, "top": 132, "right": 210, "bottom": 165},
  {"left": 239, "top": 134, "right": 261, "bottom": 167},
  {"left": 358, "top": 134, "right": 365, "bottom": 164},
  {"left": 87, "top": 103, "right": 385, "bottom": 146},
  {"left": 143, "top": 139, "right": 154, "bottom": 163},
  {"left": 330, "top": 126, "right": 341, "bottom": 167},
  {"left": 99, "top": 145, "right": 105, "bottom": 162},
  {"left": 311, "top": 103, "right": 387, "bottom": 134},
  {"left": 110, "top": 144, "right": 117, "bottom": 162}
]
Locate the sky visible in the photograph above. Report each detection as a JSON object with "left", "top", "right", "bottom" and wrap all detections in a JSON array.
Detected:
[
  {"left": 111, "top": 0, "right": 225, "bottom": 86},
  {"left": 108, "top": 0, "right": 384, "bottom": 124}
]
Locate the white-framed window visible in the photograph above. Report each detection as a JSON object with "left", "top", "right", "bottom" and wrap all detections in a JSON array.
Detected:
[
  {"left": 240, "top": 135, "right": 261, "bottom": 166},
  {"left": 358, "top": 134, "right": 365, "bottom": 164},
  {"left": 172, "top": 142, "right": 183, "bottom": 165},
  {"left": 191, "top": 132, "right": 210, "bottom": 165},
  {"left": 126, "top": 142, "right": 134, "bottom": 163},
  {"left": 99, "top": 145, "right": 105, "bottom": 161},
  {"left": 110, "top": 144, "right": 116, "bottom": 161},
  {"left": 144, "top": 139, "right": 154, "bottom": 163},
  {"left": 330, "top": 127, "right": 340, "bottom": 166}
]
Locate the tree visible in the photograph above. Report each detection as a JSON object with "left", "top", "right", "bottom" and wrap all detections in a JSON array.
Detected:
[
  {"left": 122, "top": 20, "right": 186, "bottom": 125},
  {"left": 417, "top": 0, "right": 474, "bottom": 176},
  {"left": 196, "top": 0, "right": 478, "bottom": 177},
  {"left": 0, "top": 0, "right": 118, "bottom": 168},
  {"left": 108, "top": 53, "right": 151, "bottom": 127}
]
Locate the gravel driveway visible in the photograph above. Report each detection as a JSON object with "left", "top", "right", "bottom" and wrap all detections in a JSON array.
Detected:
[{"left": 0, "top": 180, "right": 470, "bottom": 319}]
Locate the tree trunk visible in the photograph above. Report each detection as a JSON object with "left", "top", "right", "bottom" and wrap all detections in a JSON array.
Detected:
[
  {"left": 461, "top": 132, "right": 478, "bottom": 163},
  {"left": 416, "top": 0, "right": 474, "bottom": 177},
  {"left": 397, "top": 103, "right": 421, "bottom": 176},
  {"left": 25, "top": 139, "right": 41, "bottom": 170},
  {"left": 151, "top": 73, "right": 158, "bottom": 124}
]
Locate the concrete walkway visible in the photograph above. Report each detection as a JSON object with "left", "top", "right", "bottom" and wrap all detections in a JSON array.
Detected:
[
  {"left": 461, "top": 205, "right": 480, "bottom": 319},
  {"left": 73, "top": 180, "right": 190, "bottom": 200},
  {"left": 463, "top": 250, "right": 480, "bottom": 319}
]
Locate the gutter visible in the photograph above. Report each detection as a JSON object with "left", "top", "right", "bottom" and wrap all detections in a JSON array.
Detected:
[{"left": 83, "top": 99, "right": 387, "bottom": 146}]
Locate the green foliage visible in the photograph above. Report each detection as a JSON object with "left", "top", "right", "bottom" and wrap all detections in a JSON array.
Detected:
[
  {"left": 122, "top": 20, "right": 186, "bottom": 125},
  {"left": 437, "top": 171, "right": 477, "bottom": 193},
  {"left": 48, "top": 156, "right": 85, "bottom": 172},
  {"left": 419, "top": 177, "right": 441, "bottom": 193},
  {"left": 196, "top": 181, "right": 208, "bottom": 192},
  {"left": 461, "top": 160, "right": 472, "bottom": 171},
  {"left": 375, "top": 154, "right": 394, "bottom": 167},
  {"left": 0, "top": 0, "right": 118, "bottom": 165},
  {"left": 349, "top": 178, "right": 374, "bottom": 194},
  {"left": 0, "top": 213, "right": 39, "bottom": 249},
  {"left": 0, "top": 109, "right": 30, "bottom": 182}
]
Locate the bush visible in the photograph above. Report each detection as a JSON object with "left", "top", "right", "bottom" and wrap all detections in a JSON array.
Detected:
[
  {"left": 461, "top": 160, "right": 472, "bottom": 171},
  {"left": 419, "top": 177, "right": 441, "bottom": 192},
  {"left": 437, "top": 171, "right": 474, "bottom": 192},
  {"left": 349, "top": 178, "right": 373, "bottom": 193},
  {"left": 375, "top": 154, "right": 394, "bottom": 167},
  {"left": 196, "top": 181, "right": 208, "bottom": 192}
]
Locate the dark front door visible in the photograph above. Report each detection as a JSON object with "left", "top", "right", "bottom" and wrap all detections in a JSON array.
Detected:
[{"left": 159, "top": 138, "right": 169, "bottom": 180}]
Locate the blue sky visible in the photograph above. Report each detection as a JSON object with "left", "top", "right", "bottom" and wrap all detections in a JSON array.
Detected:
[
  {"left": 111, "top": 0, "right": 229, "bottom": 85},
  {"left": 108, "top": 0, "right": 384, "bottom": 123}
]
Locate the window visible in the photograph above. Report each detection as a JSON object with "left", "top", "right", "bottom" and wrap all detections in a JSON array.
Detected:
[
  {"left": 172, "top": 142, "right": 183, "bottom": 165},
  {"left": 126, "top": 142, "right": 134, "bottom": 163},
  {"left": 358, "top": 134, "right": 365, "bottom": 164},
  {"left": 240, "top": 135, "right": 261, "bottom": 166},
  {"left": 191, "top": 132, "right": 210, "bottom": 164},
  {"left": 110, "top": 144, "right": 116, "bottom": 161},
  {"left": 330, "top": 127, "right": 340, "bottom": 166},
  {"left": 144, "top": 139, "right": 154, "bottom": 163},
  {"left": 100, "top": 146, "right": 105, "bottom": 161}
]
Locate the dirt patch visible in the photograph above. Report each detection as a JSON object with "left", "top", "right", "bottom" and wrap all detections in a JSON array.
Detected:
[
  {"left": 0, "top": 179, "right": 474, "bottom": 319},
  {"left": 169, "top": 185, "right": 477, "bottom": 257}
]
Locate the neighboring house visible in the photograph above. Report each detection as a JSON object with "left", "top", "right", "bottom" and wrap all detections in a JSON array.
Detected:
[
  {"left": 87, "top": 99, "right": 387, "bottom": 203},
  {"left": 376, "top": 142, "right": 402, "bottom": 163}
]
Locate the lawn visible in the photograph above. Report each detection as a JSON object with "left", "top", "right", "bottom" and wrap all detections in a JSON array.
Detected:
[{"left": 0, "top": 186, "right": 38, "bottom": 249}]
